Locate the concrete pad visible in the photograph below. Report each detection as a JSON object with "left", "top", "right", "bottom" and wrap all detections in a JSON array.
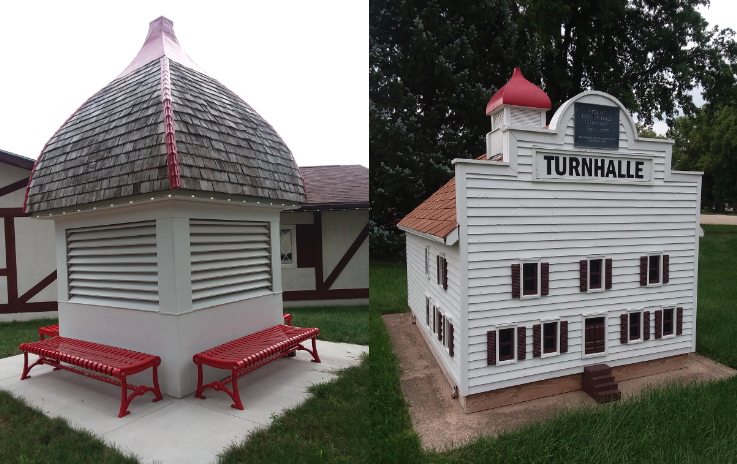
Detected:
[
  {"left": 383, "top": 312, "right": 736, "bottom": 451},
  {"left": 0, "top": 339, "right": 367, "bottom": 464},
  {"left": 701, "top": 214, "right": 737, "bottom": 225}
]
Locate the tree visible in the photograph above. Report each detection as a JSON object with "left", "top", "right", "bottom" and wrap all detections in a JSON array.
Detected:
[
  {"left": 370, "top": 0, "right": 737, "bottom": 258},
  {"left": 370, "top": 0, "right": 537, "bottom": 258},
  {"left": 671, "top": 106, "right": 737, "bottom": 212}
]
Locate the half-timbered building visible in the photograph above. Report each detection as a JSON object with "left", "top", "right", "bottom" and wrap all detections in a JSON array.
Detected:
[
  {"left": 0, "top": 149, "right": 57, "bottom": 320},
  {"left": 398, "top": 69, "right": 703, "bottom": 412}
]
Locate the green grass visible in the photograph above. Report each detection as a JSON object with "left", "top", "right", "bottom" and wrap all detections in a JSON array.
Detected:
[
  {"left": 702, "top": 224, "right": 737, "bottom": 234},
  {"left": 369, "top": 227, "right": 737, "bottom": 463},
  {"left": 0, "top": 390, "right": 137, "bottom": 464},
  {"left": 0, "top": 318, "right": 58, "bottom": 359},
  {"left": 218, "top": 354, "right": 368, "bottom": 463},
  {"left": 288, "top": 305, "right": 368, "bottom": 345}
]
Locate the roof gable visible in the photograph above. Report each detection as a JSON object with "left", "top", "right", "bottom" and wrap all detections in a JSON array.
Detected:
[{"left": 398, "top": 177, "right": 457, "bottom": 239}]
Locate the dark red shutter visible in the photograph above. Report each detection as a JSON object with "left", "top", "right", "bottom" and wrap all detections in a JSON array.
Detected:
[
  {"left": 511, "top": 264, "right": 520, "bottom": 298},
  {"left": 433, "top": 307, "right": 436, "bottom": 333},
  {"left": 580, "top": 260, "right": 588, "bottom": 292},
  {"left": 438, "top": 314, "right": 443, "bottom": 341},
  {"left": 605, "top": 258, "right": 613, "bottom": 289},
  {"left": 533, "top": 324, "right": 541, "bottom": 357},
  {"left": 517, "top": 326, "right": 526, "bottom": 360},
  {"left": 442, "top": 258, "right": 448, "bottom": 291},
  {"left": 643, "top": 311, "right": 650, "bottom": 340},
  {"left": 663, "top": 255, "right": 669, "bottom": 284},
  {"left": 620, "top": 314, "right": 628, "bottom": 344},
  {"left": 449, "top": 322, "right": 454, "bottom": 357},
  {"left": 655, "top": 310, "right": 662, "bottom": 339},
  {"left": 487, "top": 331, "right": 496, "bottom": 365},
  {"left": 541, "top": 262, "right": 549, "bottom": 296},
  {"left": 677, "top": 307, "right": 683, "bottom": 335},
  {"left": 436, "top": 256, "right": 441, "bottom": 284},
  {"left": 560, "top": 321, "right": 568, "bottom": 353},
  {"left": 426, "top": 299, "right": 430, "bottom": 326},
  {"left": 640, "top": 256, "right": 647, "bottom": 286}
]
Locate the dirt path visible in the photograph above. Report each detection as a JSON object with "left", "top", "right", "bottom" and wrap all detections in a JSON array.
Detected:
[
  {"left": 701, "top": 214, "right": 737, "bottom": 225},
  {"left": 383, "top": 312, "right": 736, "bottom": 451}
]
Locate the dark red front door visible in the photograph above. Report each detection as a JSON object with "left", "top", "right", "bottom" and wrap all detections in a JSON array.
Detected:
[{"left": 585, "top": 317, "right": 606, "bottom": 354}]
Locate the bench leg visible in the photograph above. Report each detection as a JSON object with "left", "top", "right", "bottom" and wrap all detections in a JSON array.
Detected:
[
  {"left": 194, "top": 362, "right": 206, "bottom": 400},
  {"left": 297, "top": 337, "right": 322, "bottom": 363},
  {"left": 119, "top": 376, "right": 132, "bottom": 418},
  {"left": 21, "top": 352, "right": 30, "bottom": 379},
  {"left": 151, "top": 364, "right": 163, "bottom": 402},
  {"left": 230, "top": 370, "right": 244, "bottom": 410}
]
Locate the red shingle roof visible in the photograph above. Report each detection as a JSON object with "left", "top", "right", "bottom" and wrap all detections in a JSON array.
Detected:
[
  {"left": 398, "top": 154, "right": 495, "bottom": 239},
  {"left": 300, "top": 165, "right": 368, "bottom": 209}
]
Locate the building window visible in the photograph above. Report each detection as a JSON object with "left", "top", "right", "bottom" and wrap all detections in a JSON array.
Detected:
[
  {"left": 649, "top": 255, "right": 660, "bottom": 284},
  {"left": 543, "top": 322, "right": 558, "bottom": 354},
  {"left": 629, "top": 312, "right": 641, "bottom": 341},
  {"left": 498, "top": 328, "right": 515, "bottom": 362},
  {"left": 663, "top": 307, "right": 674, "bottom": 336},
  {"left": 523, "top": 263, "right": 538, "bottom": 295},
  {"left": 584, "top": 317, "right": 606, "bottom": 355},
  {"left": 424, "top": 247, "right": 429, "bottom": 278},
  {"left": 280, "top": 226, "right": 296, "bottom": 267},
  {"left": 589, "top": 259, "right": 602, "bottom": 289}
]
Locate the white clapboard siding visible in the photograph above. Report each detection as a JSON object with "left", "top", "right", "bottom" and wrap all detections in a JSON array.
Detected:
[
  {"left": 189, "top": 219, "right": 272, "bottom": 310},
  {"left": 464, "top": 142, "right": 699, "bottom": 392},
  {"left": 67, "top": 221, "right": 158, "bottom": 311},
  {"left": 406, "top": 234, "right": 462, "bottom": 383}
]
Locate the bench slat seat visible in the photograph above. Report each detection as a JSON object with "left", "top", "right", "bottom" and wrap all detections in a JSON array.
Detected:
[
  {"left": 193, "top": 324, "right": 320, "bottom": 410},
  {"left": 38, "top": 324, "right": 59, "bottom": 340},
  {"left": 19, "top": 337, "right": 163, "bottom": 417}
]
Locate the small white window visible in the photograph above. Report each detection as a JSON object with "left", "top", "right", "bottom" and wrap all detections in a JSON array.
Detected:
[
  {"left": 496, "top": 323, "right": 518, "bottom": 364},
  {"left": 280, "top": 226, "right": 296, "bottom": 267},
  {"left": 443, "top": 316, "right": 451, "bottom": 351},
  {"left": 519, "top": 259, "right": 541, "bottom": 299},
  {"left": 587, "top": 256, "right": 607, "bottom": 293},
  {"left": 424, "top": 246, "right": 430, "bottom": 278},
  {"left": 627, "top": 310, "right": 644, "bottom": 343},
  {"left": 646, "top": 253, "right": 663, "bottom": 286},
  {"left": 661, "top": 306, "right": 676, "bottom": 338},
  {"left": 541, "top": 320, "right": 559, "bottom": 357}
]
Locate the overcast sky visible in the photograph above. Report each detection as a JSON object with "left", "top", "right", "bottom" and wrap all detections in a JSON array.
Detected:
[{"left": 0, "top": 1, "right": 367, "bottom": 168}]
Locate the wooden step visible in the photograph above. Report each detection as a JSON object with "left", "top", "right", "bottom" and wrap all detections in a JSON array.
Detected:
[{"left": 582, "top": 363, "right": 621, "bottom": 403}]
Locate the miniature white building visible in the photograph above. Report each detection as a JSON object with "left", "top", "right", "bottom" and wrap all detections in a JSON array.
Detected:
[
  {"left": 23, "top": 17, "right": 306, "bottom": 397},
  {"left": 398, "top": 69, "right": 702, "bottom": 412},
  {"left": 0, "top": 149, "right": 57, "bottom": 321}
]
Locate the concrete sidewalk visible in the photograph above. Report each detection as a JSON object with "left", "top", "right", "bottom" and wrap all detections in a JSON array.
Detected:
[
  {"left": 0, "top": 340, "right": 367, "bottom": 464},
  {"left": 701, "top": 214, "right": 737, "bottom": 225}
]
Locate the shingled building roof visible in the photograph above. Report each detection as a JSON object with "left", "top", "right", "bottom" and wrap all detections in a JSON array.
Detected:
[
  {"left": 24, "top": 16, "right": 305, "bottom": 214},
  {"left": 399, "top": 154, "right": 495, "bottom": 239},
  {"left": 299, "top": 165, "right": 368, "bottom": 210}
]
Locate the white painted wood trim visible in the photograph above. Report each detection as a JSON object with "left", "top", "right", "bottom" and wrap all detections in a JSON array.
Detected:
[
  {"left": 397, "top": 225, "right": 446, "bottom": 244},
  {"left": 172, "top": 217, "right": 191, "bottom": 314},
  {"left": 456, "top": 162, "right": 470, "bottom": 397},
  {"left": 156, "top": 218, "right": 175, "bottom": 314},
  {"left": 55, "top": 225, "right": 69, "bottom": 302},
  {"left": 270, "top": 221, "right": 282, "bottom": 294},
  {"left": 691, "top": 175, "right": 702, "bottom": 352}
]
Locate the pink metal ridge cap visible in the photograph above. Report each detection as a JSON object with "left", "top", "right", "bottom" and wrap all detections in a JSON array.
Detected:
[
  {"left": 160, "top": 57, "right": 181, "bottom": 189},
  {"left": 486, "top": 68, "right": 551, "bottom": 115},
  {"left": 117, "top": 16, "right": 205, "bottom": 79}
]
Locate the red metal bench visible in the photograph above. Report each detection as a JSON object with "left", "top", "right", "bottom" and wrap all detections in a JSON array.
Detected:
[
  {"left": 19, "top": 337, "right": 163, "bottom": 418},
  {"left": 193, "top": 322, "right": 320, "bottom": 410},
  {"left": 38, "top": 324, "right": 59, "bottom": 340}
]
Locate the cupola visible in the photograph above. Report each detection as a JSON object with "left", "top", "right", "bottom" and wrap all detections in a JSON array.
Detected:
[{"left": 486, "top": 68, "right": 551, "bottom": 161}]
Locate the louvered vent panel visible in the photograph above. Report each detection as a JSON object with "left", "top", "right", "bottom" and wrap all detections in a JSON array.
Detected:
[
  {"left": 190, "top": 219, "right": 272, "bottom": 310},
  {"left": 66, "top": 221, "right": 159, "bottom": 311},
  {"left": 509, "top": 108, "right": 541, "bottom": 127},
  {"left": 492, "top": 111, "right": 505, "bottom": 131}
]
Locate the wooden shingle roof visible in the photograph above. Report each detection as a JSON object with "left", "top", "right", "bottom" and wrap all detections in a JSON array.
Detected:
[
  {"left": 24, "top": 17, "right": 305, "bottom": 214},
  {"left": 299, "top": 165, "right": 368, "bottom": 209}
]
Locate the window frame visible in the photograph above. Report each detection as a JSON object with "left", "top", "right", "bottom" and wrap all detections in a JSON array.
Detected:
[
  {"left": 540, "top": 318, "right": 560, "bottom": 358},
  {"left": 279, "top": 225, "right": 297, "bottom": 268},
  {"left": 627, "top": 309, "right": 644, "bottom": 344},
  {"left": 443, "top": 315, "right": 452, "bottom": 353},
  {"left": 580, "top": 312, "right": 608, "bottom": 359},
  {"left": 425, "top": 295, "right": 432, "bottom": 329},
  {"left": 519, "top": 258, "right": 542, "bottom": 300},
  {"left": 646, "top": 252, "right": 663, "bottom": 287},
  {"left": 437, "top": 253, "right": 446, "bottom": 288},
  {"left": 660, "top": 305, "right": 677, "bottom": 338},
  {"left": 586, "top": 255, "right": 607, "bottom": 293},
  {"left": 495, "top": 323, "right": 518, "bottom": 365}
]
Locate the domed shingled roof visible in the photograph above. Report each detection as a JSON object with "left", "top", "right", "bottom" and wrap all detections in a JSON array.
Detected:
[
  {"left": 485, "top": 68, "right": 551, "bottom": 115},
  {"left": 24, "top": 16, "right": 305, "bottom": 214}
]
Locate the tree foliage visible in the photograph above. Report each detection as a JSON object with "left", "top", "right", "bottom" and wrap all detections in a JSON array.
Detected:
[{"left": 370, "top": 0, "right": 737, "bottom": 257}]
